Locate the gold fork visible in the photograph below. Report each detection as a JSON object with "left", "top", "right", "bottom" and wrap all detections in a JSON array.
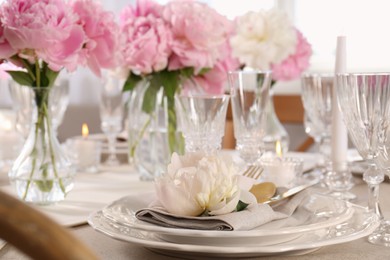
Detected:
[{"left": 242, "top": 165, "right": 264, "bottom": 180}]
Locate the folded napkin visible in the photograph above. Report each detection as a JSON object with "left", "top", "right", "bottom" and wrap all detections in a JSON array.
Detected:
[{"left": 135, "top": 189, "right": 311, "bottom": 231}]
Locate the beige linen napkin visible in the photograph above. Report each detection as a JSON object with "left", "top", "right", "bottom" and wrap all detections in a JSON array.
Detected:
[{"left": 135, "top": 190, "right": 310, "bottom": 231}]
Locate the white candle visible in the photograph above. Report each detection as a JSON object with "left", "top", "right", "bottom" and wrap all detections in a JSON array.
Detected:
[
  {"left": 261, "top": 142, "right": 303, "bottom": 187},
  {"left": 65, "top": 124, "right": 101, "bottom": 172},
  {"left": 331, "top": 36, "right": 348, "bottom": 171}
]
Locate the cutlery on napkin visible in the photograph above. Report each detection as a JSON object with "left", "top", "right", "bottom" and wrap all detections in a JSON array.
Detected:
[{"left": 134, "top": 189, "right": 312, "bottom": 231}]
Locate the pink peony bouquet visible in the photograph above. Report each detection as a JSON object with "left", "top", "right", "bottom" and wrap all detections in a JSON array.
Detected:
[
  {"left": 120, "top": 0, "right": 238, "bottom": 95},
  {"left": 0, "top": 0, "right": 120, "bottom": 200},
  {"left": 0, "top": 0, "right": 119, "bottom": 87},
  {"left": 120, "top": 0, "right": 238, "bottom": 155},
  {"left": 230, "top": 8, "right": 312, "bottom": 82}
]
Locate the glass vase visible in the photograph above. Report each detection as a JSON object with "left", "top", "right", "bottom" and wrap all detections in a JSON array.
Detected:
[
  {"left": 8, "top": 86, "right": 75, "bottom": 204},
  {"left": 127, "top": 79, "right": 184, "bottom": 181},
  {"left": 262, "top": 91, "right": 290, "bottom": 154}
]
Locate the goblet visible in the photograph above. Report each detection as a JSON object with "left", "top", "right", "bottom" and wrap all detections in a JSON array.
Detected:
[
  {"left": 99, "top": 74, "right": 124, "bottom": 166},
  {"left": 336, "top": 72, "right": 390, "bottom": 246},
  {"left": 175, "top": 94, "right": 229, "bottom": 154},
  {"left": 228, "top": 70, "right": 271, "bottom": 166}
]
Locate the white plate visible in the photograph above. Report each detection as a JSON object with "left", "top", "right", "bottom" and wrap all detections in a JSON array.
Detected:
[
  {"left": 88, "top": 204, "right": 379, "bottom": 258},
  {"left": 101, "top": 192, "right": 354, "bottom": 246}
]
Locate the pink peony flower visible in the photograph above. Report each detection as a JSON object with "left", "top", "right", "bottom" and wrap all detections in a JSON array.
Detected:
[
  {"left": 191, "top": 43, "right": 240, "bottom": 94},
  {"left": 120, "top": 9, "right": 172, "bottom": 74},
  {"left": 72, "top": 0, "right": 120, "bottom": 77},
  {"left": 271, "top": 29, "right": 312, "bottom": 81},
  {"left": 1, "top": 0, "right": 84, "bottom": 72},
  {"left": 120, "top": 0, "right": 162, "bottom": 22},
  {"left": 0, "top": 15, "right": 15, "bottom": 60},
  {"left": 162, "top": 1, "right": 232, "bottom": 73}
]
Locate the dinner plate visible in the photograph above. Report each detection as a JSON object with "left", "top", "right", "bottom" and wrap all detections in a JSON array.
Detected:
[
  {"left": 88, "top": 204, "right": 379, "bottom": 258},
  {"left": 101, "top": 192, "right": 354, "bottom": 246}
]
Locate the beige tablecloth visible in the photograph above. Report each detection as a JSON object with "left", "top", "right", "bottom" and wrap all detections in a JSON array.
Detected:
[{"left": 1, "top": 154, "right": 390, "bottom": 259}]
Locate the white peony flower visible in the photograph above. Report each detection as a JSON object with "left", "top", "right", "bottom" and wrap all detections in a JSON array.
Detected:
[
  {"left": 230, "top": 8, "right": 297, "bottom": 70},
  {"left": 155, "top": 152, "right": 256, "bottom": 216}
]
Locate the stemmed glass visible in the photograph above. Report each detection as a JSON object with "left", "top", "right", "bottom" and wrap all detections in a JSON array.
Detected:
[
  {"left": 228, "top": 70, "right": 271, "bottom": 166},
  {"left": 301, "top": 74, "right": 333, "bottom": 171},
  {"left": 175, "top": 94, "right": 230, "bottom": 154},
  {"left": 99, "top": 74, "right": 124, "bottom": 166},
  {"left": 336, "top": 72, "right": 390, "bottom": 246},
  {"left": 301, "top": 73, "right": 355, "bottom": 197}
]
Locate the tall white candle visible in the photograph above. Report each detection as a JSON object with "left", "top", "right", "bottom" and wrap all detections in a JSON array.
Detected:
[{"left": 331, "top": 36, "right": 348, "bottom": 171}]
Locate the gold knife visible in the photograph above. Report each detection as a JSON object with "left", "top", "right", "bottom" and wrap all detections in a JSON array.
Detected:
[{"left": 263, "top": 179, "right": 319, "bottom": 204}]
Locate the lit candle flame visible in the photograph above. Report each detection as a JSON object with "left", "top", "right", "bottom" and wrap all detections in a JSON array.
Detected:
[
  {"left": 275, "top": 140, "right": 282, "bottom": 157},
  {"left": 82, "top": 123, "right": 89, "bottom": 139}
]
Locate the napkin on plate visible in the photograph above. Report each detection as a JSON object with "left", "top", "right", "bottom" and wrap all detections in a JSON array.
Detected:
[{"left": 135, "top": 189, "right": 310, "bottom": 231}]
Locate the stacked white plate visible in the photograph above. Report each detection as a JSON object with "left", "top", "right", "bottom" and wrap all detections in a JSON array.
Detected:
[{"left": 88, "top": 192, "right": 380, "bottom": 258}]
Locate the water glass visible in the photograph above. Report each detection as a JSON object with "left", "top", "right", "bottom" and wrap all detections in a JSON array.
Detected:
[
  {"left": 175, "top": 94, "right": 229, "bottom": 153},
  {"left": 99, "top": 74, "right": 124, "bottom": 166},
  {"left": 228, "top": 70, "right": 271, "bottom": 166}
]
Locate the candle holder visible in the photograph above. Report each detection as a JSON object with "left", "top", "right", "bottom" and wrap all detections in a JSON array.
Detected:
[
  {"left": 260, "top": 156, "right": 303, "bottom": 188},
  {"left": 65, "top": 138, "right": 102, "bottom": 173}
]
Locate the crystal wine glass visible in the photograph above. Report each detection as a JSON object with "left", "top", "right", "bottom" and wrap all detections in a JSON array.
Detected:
[
  {"left": 228, "top": 70, "right": 271, "bottom": 166},
  {"left": 301, "top": 73, "right": 355, "bottom": 197},
  {"left": 301, "top": 73, "right": 333, "bottom": 169},
  {"left": 99, "top": 74, "right": 124, "bottom": 166},
  {"left": 336, "top": 72, "right": 390, "bottom": 246},
  {"left": 175, "top": 94, "right": 229, "bottom": 154}
]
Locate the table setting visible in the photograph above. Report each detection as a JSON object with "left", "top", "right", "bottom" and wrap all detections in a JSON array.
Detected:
[{"left": 1, "top": 0, "right": 390, "bottom": 259}]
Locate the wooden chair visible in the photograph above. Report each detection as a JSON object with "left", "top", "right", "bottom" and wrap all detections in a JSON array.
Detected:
[
  {"left": 0, "top": 190, "right": 98, "bottom": 260},
  {"left": 222, "top": 94, "right": 314, "bottom": 152}
]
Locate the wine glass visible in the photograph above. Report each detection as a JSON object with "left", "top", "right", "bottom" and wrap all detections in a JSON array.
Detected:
[
  {"left": 336, "top": 72, "right": 390, "bottom": 246},
  {"left": 301, "top": 74, "right": 333, "bottom": 168},
  {"left": 228, "top": 70, "right": 271, "bottom": 166},
  {"left": 99, "top": 74, "right": 124, "bottom": 166},
  {"left": 301, "top": 73, "right": 355, "bottom": 197},
  {"left": 175, "top": 94, "right": 229, "bottom": 154}
]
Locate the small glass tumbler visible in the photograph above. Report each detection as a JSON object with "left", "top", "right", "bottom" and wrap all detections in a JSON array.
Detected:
[
  {"left": 65, "top": 138, "right": 102, "bottom": 173},
  {"left": 260, "top": 156, "right": 304, "bottom": 188},
  {"left": 228, "top": 70, "right": 271, "bottom": 166},
  {"left": 175, "top": 94, "right": 229, "bottom": 154}
]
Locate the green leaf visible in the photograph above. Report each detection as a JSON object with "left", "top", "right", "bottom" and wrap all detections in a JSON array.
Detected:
[
  {"left": 6, "top": 71, "right": 34, "bottom": 86},
  {"left": 159, "top": 70, "right": 179, "bottom": 99},
  {"left": 180, "top": 67, "right": 194, "bottom": 78},
  {"left": 141, "top": 79, "right": 160, "bottom": 114},
  {"left": 198, "top": 67, "right": 211, "bottom": 76},
  {"left": 35, "top": 163, "right": 53, "bottom": 192},
  {"left": 42, "top": 62, "right": 59, "bottom": 87},
  {"left": 123, "top": 73, "right": 143, "bottom": 92},
  {"left": 35, "top": 180, "right": 53, "bottom": 193},
  {"left": 236, "top": 200, "right": 249, "bottom": 212}
]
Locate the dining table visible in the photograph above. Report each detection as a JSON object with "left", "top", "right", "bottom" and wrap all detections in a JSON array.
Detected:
[{"left": 1, "top": 151, "right": 390, "bottom": 259}]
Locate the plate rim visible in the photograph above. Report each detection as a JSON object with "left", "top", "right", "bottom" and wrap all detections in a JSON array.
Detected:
[
  {"left": 102, "top": 191, "right": 355, "bottom": 238},
  {"left": 88, "top": 205, "right": 380, "bottom": 255}
]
